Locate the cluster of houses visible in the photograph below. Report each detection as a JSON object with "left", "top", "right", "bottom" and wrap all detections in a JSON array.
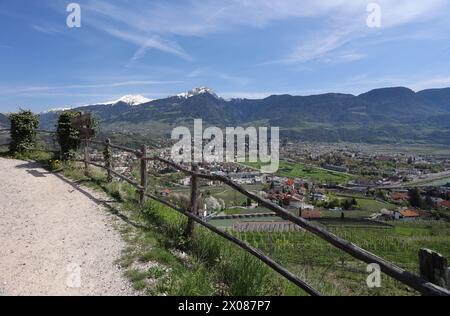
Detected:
[
  {"left": 263, "top": 178, "right": 323, "bottom": 219},
  {"left": 86, "top": 142, "right": 450, "bottom": 225},
  {"left": 370, "top": 208, "right": 433, "bottom": 222},
  {"left": 389, "top": 187, "right": 450, "bottom": 208},
  {"left": 281, "top": 141, "right": 450, "bottom": 187}
]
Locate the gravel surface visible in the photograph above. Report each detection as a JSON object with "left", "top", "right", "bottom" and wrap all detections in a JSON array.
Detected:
[{"left": 0, "top": 158, "right": 134, "bottom": 296}]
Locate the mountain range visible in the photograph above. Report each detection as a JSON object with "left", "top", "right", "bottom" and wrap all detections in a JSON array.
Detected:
[{"left": 22, "top": 86, "right": 450, "bottom": 145}]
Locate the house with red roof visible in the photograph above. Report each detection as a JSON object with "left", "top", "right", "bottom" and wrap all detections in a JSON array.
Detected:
[
  {"left": 391, "top": 192, "right": 409, "bottom": 201},
  {"left": 439, "top": 200, "right": 450, "bottom": 209},
  {"left": 394, "top": 209, "right": 420, "bottom": 221},
  {"left": 300, "top": 210, "right": 322, "bottom": 219}
]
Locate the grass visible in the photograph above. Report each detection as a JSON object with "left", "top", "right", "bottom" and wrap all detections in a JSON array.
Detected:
[
  {"left": 356, "top": 198, "right": 395, "bottom": 212},
  {"left": 172, "top": 184, "right": 261, "bottom": 208},
  {"left": 243, "top": 160, "right": 354, "bottom": 184},
  {"left": 235, "top": 221, "right": 450, "bottom": 295}
]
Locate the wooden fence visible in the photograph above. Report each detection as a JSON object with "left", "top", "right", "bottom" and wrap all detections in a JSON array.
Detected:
[
  {"left": 2, "top": 128, "right": 449, "bottom": 296},
  {"left": 70, "top": 137, "right": 450, "bottom": 296}
]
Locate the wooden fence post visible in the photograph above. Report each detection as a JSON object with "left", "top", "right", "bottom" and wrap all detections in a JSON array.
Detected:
[
  {"left": 419, "top": 248, "right": 449, "bottom": 289},
  {"left": 139, "top": 144, "right": 148, "bottom": 205},
  {"left": 184, "top": 164, "right": 198, "bottom": 237},
  {"left": 104, "top": 138, "right": 112, "bottom": 182},
  {"left": 84, "top": 138, "right": 89, "bottom": 176}
]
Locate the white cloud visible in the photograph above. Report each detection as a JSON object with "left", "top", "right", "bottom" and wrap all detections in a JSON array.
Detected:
[
  {"left": 31, "top": 24, "right": 62, "bottom": 34},
  {"left": 40, "top": 0, "right": 447, "bottom": 66},
  {"left": 410, "top": 76, "right": 450, "bottom": 91},
  {"left": 261, "top": 0, "right": 448, "bottom": 65},
  {"left": 0, "top": 80, "right": 182, "bottom": 95}
]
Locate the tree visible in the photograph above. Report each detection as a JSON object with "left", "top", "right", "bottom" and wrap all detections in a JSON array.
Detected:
[
  {"left": 56, "top": 112, "right": 80, "bottom": 160},
  {"left": 269, "top": 181, "right": 275, "bottom": 190},
  {"left": 408, "top": 188, "right": 423, "bottom": 208},
  {"left": 424, "top": 194, "right": 434, "bottom": 210},
  {"left": 342, "top": 199, "right": 352, "bottom": 210},
  {"left": 9, "top": 110, "right": 39, "bottom": 154}
]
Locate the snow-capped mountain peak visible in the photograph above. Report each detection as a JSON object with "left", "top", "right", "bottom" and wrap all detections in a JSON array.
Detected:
[
  {"left": 113, "top": 95, "right": 153, "bottom": 106},
  {"left": 42, "top": 107, "right": 72, "bottom": 114},
  {"left": 177, "top": 87, "right": 218, "bottom": 99}
]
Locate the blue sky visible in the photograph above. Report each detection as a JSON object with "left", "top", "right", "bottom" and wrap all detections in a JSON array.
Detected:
[{"left": 1, "top": 0, "right": 450, "bottom": 112}]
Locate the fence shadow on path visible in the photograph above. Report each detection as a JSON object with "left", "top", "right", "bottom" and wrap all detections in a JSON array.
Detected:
[
  {"left": 51, "top": 171, "right": 148, "bottom": 230},
  {"left": 13, "top": 159, "right": 148, "bottom": 230}
]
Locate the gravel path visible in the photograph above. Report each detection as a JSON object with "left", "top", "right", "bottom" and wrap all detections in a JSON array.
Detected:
[{"left": 0, "top": 158, "right": 134, "bottom": 296}]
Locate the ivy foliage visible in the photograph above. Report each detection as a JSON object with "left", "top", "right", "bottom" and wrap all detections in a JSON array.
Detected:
[
  {"left": 56, "top": 112, "right": 80, "bottom": 160},
  {"left": 9, "top": 110, "right": 39, "bottom": 154}
]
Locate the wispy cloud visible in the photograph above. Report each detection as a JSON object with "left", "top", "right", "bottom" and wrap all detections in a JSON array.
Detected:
[
  {"left": 99, "top": 26, "right": 193, "bottom": 62},
  {"left": 187, "top": 67, "right": 250, "bottom": 86},
  {"left": 43, "top": 0, "right": 448, "bottom": 67},
  {"left": 31, "top": 24, "right": 62, "bottom": 34},
  {"left": 0, "top": 80, "right": 182, "bottom": 95},
  {"left": 261, "top": 0, "right": 449, "bottom": 65},
  {"left": 410, "top": 76, "right": 450, "bottom": 91}
]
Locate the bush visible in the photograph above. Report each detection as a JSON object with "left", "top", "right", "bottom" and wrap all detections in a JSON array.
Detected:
[
  {"left": 9, "top": 110, "right": 39, "bottom": 154},
  {"left": 56, "top": 112, "right": 80, "bottom": 160}
]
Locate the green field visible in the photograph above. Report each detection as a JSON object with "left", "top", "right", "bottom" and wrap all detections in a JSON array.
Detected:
[
  {"left": 232, "top": 221, "right": 450, "bottom": 295},
  {"left": 172, "top": 184, "right": 261, "bottom": 208},
  {"left": 243, "top": 160, "right": 354, "bottom": 184}
]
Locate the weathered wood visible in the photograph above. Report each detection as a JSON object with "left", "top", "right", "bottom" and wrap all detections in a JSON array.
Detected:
[
  {"left": 184, "top": 164, "right": 198, "bottom": 236},
  {"left": 419, "top": 249, "right": 449, "bottom": 289},
  {"left": 79, "top": 127, "right": 95, "bottom": 139},
  {"left": 109, "top": 142, "right": 141, "bottom": 156},
  {"left": 84, "top": 139, "right": 89, "bottom": 176},
  {"left": 86, "top": 138, "right": 106, "bottom": 146},
  {"left": 72, "top": 136, "right": 141, "bottom": 156},
  {"left": 104, "top": 138, "right": 112, "bottom": 183},
  {"left": 152, "top": 156, "right": 450, "bottom": 296},
  {"left": 144, "top": 191, "right": 321, "bottom": 296},
  {"left": 71, "top": 113, "right": 91, "bottom": 129},
  {"left": 139, "top": 145, "right": 148, "bottom": 205}
]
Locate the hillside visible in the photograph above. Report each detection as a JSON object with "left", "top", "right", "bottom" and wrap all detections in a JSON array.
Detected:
[{"left": 38, "top": 86, "right": 450, "bottom": 145}]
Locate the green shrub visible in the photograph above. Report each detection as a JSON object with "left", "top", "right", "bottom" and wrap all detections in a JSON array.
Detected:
[
  {"left": 9, "top": 110, "right": 39, "bottom": 154},
  {"left": 56, "top": 112, "right": 80, "bottom": 160}
]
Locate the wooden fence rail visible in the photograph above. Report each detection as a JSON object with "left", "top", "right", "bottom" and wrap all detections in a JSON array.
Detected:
[
  {"left": 52, "top": 136, "right": 450, "bottom": 296},
  {"left": 145, "top": 191, "right": 321, "bottom": 296}
]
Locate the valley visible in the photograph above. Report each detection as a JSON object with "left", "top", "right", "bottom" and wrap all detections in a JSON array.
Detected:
[{"left": 36, "top": 86, "right": 450, "bottom": 145}]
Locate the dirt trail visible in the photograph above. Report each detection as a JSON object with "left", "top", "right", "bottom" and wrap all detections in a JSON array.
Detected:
[{"left": 0, "top": 158, "right": 134, "bottom": 296}]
